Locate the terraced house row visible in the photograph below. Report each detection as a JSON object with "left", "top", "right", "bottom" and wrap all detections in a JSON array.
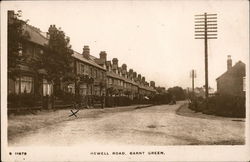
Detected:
[{"left": 8, "top": 11, "right": 157, "bottom": 109}]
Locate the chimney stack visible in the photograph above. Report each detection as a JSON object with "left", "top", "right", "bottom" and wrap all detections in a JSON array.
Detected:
[
  {"left": 121, "top": 64, "right": 127, "bottom": 77},
  {"left": 129, "top": 69, "right": 133, "bottom": 78},
  {"left": 112, "top": 58, "right": 118, "bottom": 72},
  {"left": 112, "top": 58, "right": 118, "bottom": 65},
  {"left": 122, "top": 64, "right": 127, "bottom": 71},
  {"left": 227, "top": 55, "right": 232, "bottom": 70},
  {"left": 142, "top": 76, "right": 145, "bottom": 83},
  {"left": 133, "top": 72, "right": 137, "bottom": 79},
  {"left": 150, "top": 81, "right": 155, "bottom": 88},
  {"left": 83, "top": 45, "right": 90, "bottom": 59},
  {"left": 129, "top": 69, "right": 133, "bottom": 74},
  {"left": 99, "top": 51, "right": 107, "bottom": 63},
  {"left": 138, "top": 74, "right": 142, "bottom": 81}
]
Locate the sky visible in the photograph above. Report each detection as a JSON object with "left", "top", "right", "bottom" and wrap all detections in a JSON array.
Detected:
[{"left": 2, "top": 0, "right": 249, "bottom": 90}]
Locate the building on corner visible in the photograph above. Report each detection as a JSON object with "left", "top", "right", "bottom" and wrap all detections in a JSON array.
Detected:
[{"left": 216, "top": 55, "right": 246, "bottom": 97}]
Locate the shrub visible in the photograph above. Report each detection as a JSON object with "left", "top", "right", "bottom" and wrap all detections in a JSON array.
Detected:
[
  {"left": 105, "top": 96, "right": 114, "bottom": 107},
  {"left": 56, "top": 91, "right": 75, "bottom": 104},
  {"left": 105, "top": 96, "right": 132, "bottom": 107},
  {"left": 152, "top": 93, "right": 172, "bottom": 105},
  {"left": 8, "top": 93, "right": 39, "bottom": 107},
  {"left": 189, "top": 94, "right": 245, "bottom": 118},
  {"left": 167, "top": 86, "right": 186, "bottom": 101},
  {"left": 8, "top": 93, "right": 19, "bottom": 107}
]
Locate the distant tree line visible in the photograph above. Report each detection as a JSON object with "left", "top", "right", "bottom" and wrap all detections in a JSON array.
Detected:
[{"left": 152, "top": 86, "right": 186, "bottom": 105}]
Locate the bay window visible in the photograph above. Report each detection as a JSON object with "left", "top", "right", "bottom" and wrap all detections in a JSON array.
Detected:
[{"left": 15, "top": 76, "right": 33, "bottom": 94}]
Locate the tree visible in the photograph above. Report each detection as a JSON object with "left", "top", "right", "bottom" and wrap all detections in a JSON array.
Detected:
[
  {"left": 41, "top": 25, "right": 73, "bottom": 95},
  {"left": 8, "top": 10, "right": 28, "bottom": 78},
  {"left": 167, "top": 86, "right": 186, "bottom": 101}
]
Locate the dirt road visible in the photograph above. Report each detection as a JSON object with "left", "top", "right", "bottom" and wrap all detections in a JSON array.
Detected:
[{"left": 9, "top": 101, "right": 245, "bottom": 146}]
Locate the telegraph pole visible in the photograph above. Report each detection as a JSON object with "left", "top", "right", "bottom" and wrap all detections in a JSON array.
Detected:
[
  {"left": 195, "top": 13, "right": 217, "bottom": 100},
  {"left": 190, "top": 69, "right": 196, "bottom": 93}
]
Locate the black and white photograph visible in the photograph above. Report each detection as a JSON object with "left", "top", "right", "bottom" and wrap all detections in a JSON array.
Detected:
[{"left": 1, "top": 0, "right": 249, "bottom": 161}]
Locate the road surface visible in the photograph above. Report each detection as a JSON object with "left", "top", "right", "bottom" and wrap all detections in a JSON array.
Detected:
[{"left": 9, "top": 101, "right": 244, "bottom": 146}]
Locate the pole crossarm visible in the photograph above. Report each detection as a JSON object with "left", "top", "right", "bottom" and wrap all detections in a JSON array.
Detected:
[
  {"left": 195, "top": 30, "right": 217, "bottom": 33},
  {"left": 195, "top": 34, "right": 217, "bottom": 36},
  {"left": 195, "top": 37, "right": 217, "bottom": 39},
  {"left": 195, "top": 24, "right": 217, "bottom": 26},
  {"left": 195, "top": 20, "right": 217, "bottom": 23},
  {"left": 195, "top": 13, "right": 217, "bottom": 16},
  {"left": 195, "top": 17, "right": 217, "bottom": 20},
  {"left": 195, "top": 27, "right": 217, "bottom": 30}
]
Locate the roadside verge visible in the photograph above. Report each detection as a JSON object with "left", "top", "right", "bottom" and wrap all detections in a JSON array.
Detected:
[{"left": 176, "top": 103, "right": 245, "bottom": 121}]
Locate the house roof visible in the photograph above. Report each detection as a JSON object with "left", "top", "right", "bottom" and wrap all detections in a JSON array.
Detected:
[
  {"left": 140, "top": 85, "right": 156, "bottom": 92},
  {"left": 94, "top": 59, "right": 103, "bottom": 65},
  {"left": 107, "top": 71, "right": 124, "bottom": 80},
  {"left": 216, "top": 61, "right": 245, "bottom": 80},
  {"left": 72, "top": 51, "right": 106, "bottom": 71},
  {"left": 22, "top": 24, "right": 105, "bottom": 71},
  {"left": 23, "top": 24, "right": 48, "bottom": 46},
  {"left": 89, "top": 55, "right": 97, "bottom": 60},
  {"left": 107, "top": 71, "right": 156, "bottom": 92}
]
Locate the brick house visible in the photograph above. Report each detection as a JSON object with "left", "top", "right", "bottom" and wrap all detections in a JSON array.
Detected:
[
  {"left": 8, "top": 11, "right": 54, "bottom": 109},
  {"left": 8, "top": 11, "right": 53, "bottom": 100},
  {"left": 216, "top": 55, "right": 246, "bottom": 97}
]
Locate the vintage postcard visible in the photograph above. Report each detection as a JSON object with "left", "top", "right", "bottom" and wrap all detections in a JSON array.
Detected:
[{"left": 1, "top": 0, "right": 249, "bottom": 161}]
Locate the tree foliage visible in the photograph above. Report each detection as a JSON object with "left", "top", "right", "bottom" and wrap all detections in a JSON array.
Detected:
[
  {"left": 42, "top": 25, "right": 73, "bottom": 82},
  {"left": 7, "top": 10, "right": 28, "bottom": 77},
  {"left": 167, "top": 86, "right": 186, "bottom": 101}
]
